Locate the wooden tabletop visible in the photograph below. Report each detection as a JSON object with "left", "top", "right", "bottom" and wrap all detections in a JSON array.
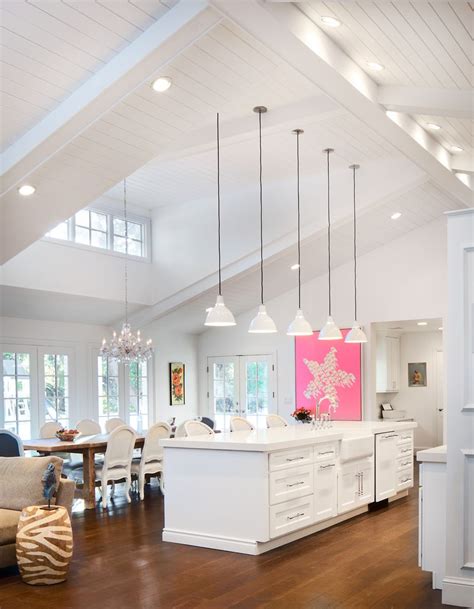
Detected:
[{"left": 24, "top": 433, "right": 145, "bottom": 452}]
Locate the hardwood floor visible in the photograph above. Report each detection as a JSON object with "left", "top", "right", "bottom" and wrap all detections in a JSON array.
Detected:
[{"left": 0, "top": 468, "right": 456, "bottom": 609}]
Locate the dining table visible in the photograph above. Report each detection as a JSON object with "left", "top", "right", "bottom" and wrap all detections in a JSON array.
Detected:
[{"left": 23, "top": 433, "right": 145, "bottom": 509}]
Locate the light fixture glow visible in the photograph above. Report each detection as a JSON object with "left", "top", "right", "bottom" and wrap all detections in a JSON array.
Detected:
[
  {"left": 151, "top": 76, "right": 172, "bottom": 92},
  {"left": 438, "top": 326, "right": 443, "bottom": 331},
  {"left": 205, "top": 307, "right": 213, "bottom": 313},
  {"left": 367, "top": 61, "right": 384, "bottom": 71},
  {"left": 18, "top": 184, "right": 36, "bottom": 196},
  {"left": 391, "top": 212, "right": 402, "bottom": 220},
  {"left": 204, "top": 113, "right": 236, "bottom": 328},
  {"left": 426, "top": 123, "right": 441, "bottom": 130},
  {"left": 417, "top": 322, "right": 428, "bottom": 326},
  {"left": 451, "top": 145, "right": 464, "bottom": 153},
  {"left": 290, "top": 263, "right": 300, "bottom": 271},
  {"left": 321, "top": 16, "right": 341, "bottom": 27}
]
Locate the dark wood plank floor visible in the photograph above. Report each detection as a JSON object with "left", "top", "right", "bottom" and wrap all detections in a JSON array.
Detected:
[{"left": 0, "top": 467, "right": 456, "bottom": 609}]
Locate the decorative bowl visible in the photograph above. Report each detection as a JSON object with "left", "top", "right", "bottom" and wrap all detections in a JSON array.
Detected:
[{"left": 55, "top": 429, "right": 79, "bottom": 442}]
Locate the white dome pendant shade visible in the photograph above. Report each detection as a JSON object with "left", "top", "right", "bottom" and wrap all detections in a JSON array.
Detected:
[
  {"left": 249, "top": 304, "right": 277, "bottom": 333},
  {"left": 287, "top": 129, "right": 312, "bottom": 337},
  {"left": 205, "top": 294, "right": 236, "bottom": 327},
  {"left": 346, "top": 164, "right": 367, "bottom": 344},
  {"left": 204, "top": 113, "right": 236, "bottom": 328},
  {"left": 248, "top": 106, "right": 277, "bottom": 334},
  {"left": 319, "top": 149, "right": 342, "bottom": 341}
]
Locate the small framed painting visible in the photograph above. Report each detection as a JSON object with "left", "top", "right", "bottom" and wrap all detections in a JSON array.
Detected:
[
  {"left": 408, "top": 362, "right": 427, "bottom": 387},
  {"left": 170, "top": 362, "right": 185, "bottom": 405}
]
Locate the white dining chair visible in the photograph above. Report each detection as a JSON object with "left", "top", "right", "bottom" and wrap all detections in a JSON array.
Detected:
[
  {"left": 96, "top": 425, "right": 136, "bottom": 509},
  {"left": 174, "top": 421, "right": 189, "bottom": 438},
  {"left": 131, "top": 422, "right": 171, "bottom": 500},
  {"left": 39, "top": 421, "right": 62, "bottom": 438},
  {"left": 76, "top": 419, "right": 101, "bottom": 435},
  {"left": 184, "top": 420, "right": 214, "bottom": 437},
  {"left": 266, "top": 414, "right": 288, "bottom": 428},
  {"left": 105, "top": 417, "right": 126, "bottom": 433},
  {"left": 229, "top": 416, "right": 254, "bottom": 432}
]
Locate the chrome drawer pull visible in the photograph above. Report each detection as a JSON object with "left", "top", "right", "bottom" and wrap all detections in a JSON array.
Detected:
[
  {"left": 318, "top": 450, "right": 334, "bottom": 455},
  {"left": 287, "top": 512, "right": 305, "bottom": 521},
  {"left": 401, "top": 477, "right": 411, "bottom": 484},
  {"left": 286, "top": 456, "right": 305, "bottom": 462},
  {"left": 383, "top": 434, "right": 398, "bottom": 439},
  {"left": 286, "top": 481, "right": 305, "bottom": 488},
  {"left": 400, "top": 448, "right": 412, "bottom": 454},
  {"left": 401, "top": 460, "right": 410, "bottom": 467},
  {"left": 320, "top": 463, "right": 335, "bottom": 469}
]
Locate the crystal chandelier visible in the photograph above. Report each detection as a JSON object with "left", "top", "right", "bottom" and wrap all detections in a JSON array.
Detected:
[{"left": 101, "top": 179, "right": 153, "bottom": 364}]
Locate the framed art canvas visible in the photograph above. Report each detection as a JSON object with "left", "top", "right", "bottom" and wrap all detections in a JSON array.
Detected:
[
  {"left": 170, "top": 362, "right": 185, "bottom": 405},
  {"left": 295, "top": 329, "right": 362, "bottom": 420},
  {"left": 408, "top": 362, "right": 427, "bottom": 387}
]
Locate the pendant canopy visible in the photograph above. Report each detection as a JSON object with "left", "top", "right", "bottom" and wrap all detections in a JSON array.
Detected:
[
  {"left": 248, "top": 106, "right": 277, "bottom": 334},
  {"left": 287, "top": 129, "right": 312, "bottom": 337},
  {"left": 345, "top": 163, "right": 367, "bottom": 343},
  {"left": 319, "top": 148, "right": 342, "bottom": 341},
  {"left": 205, "top": 113, "right": 236, "bottom": 327}
]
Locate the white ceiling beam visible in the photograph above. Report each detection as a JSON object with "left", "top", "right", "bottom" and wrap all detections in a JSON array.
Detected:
[
  {"left": 451, "top": 152, "right": 474, "bottom": 175},
  {"left": 210, "top": 1, "right": 471, "bottom": 208},
  {"left": 0, "top": 0, "right": 218, "bottom": 191},
  {"left": 378, "top": 86, "right": 473, "bottom": 119}
]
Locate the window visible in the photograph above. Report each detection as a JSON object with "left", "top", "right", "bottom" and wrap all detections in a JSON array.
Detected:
[
  {"left": 46, "top": 206, "right": 149, "bottom": 259},
  {"left": 2, "top": 352, "right": 32, "bottom": 438},
  {"left": 97, "top": 356, "right": 119, "bottom": 428},
  {"left": 43, "top": 354, "right": 69, "bottom": 428},
  {"left": 128, "top": 361, "right": 149, "bottom": 431}
]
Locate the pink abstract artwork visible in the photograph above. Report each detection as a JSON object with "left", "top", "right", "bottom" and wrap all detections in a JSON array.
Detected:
[{"left": 295, "top": 329, "right": 362, "bottom": 420}]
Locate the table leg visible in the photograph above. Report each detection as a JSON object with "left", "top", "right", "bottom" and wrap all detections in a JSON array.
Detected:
[{"left": 82, "top": 449, "right": 96, "bottom": 509}]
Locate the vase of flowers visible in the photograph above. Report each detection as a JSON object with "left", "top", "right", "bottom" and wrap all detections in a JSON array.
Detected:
[{"left": 291, "top": 407, "right": 313, "bottom": 423}]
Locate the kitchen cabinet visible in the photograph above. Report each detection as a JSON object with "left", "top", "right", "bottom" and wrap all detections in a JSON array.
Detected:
[
  {"left": 337, "top": 458, "right": 374, "bottom": 514},
  {"left": 375, "top": 432, "right": 398, "bottom": 501},
  {"left": 376, "top": 336, "right": 400, "bottom": 393},
  {"left": 314, "top": 460, "right": 337, "bottom": 523}
]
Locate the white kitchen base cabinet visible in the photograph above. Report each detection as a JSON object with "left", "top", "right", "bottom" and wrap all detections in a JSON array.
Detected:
[
  {"left": 375, "top": 432, "right": 398, "bottom": 501},
  {"left": 338, "top": 458, "right": 374, "bottom": 514},
  {"left": 314, "top": 460, "right": 337, "bottom": 523}
]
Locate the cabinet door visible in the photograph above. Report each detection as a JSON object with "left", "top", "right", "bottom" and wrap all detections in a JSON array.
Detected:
[
  {"left": 375, "top": 433, "right": 397, "bottom": 501},
  {"left": 376, "top": 337, "right": 389, "bottom": 392},
  {"left": 389, "top": 337, "right": 400, "bottom": 391},
  {"left": 359, "top": 463, "right": 374, "bottom": 505},
  {"left": 337, "top": 468, "right": 358, "bottom": 514},
  {"left": 314, "top": 461, "right": 337, "bottom": 523}
]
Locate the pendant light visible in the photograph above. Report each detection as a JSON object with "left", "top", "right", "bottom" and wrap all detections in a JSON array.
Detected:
[
  {"left": 205, "top": 113, "right": 236, "bottom": 327},
  {"left": 248, "top": 106, "right": 277, "bottom": 334},
  {"left": 287, "top": 129, "right": 312, "bottom": 336},
  {"left": 345, "top": 164, "right": 367, "bottom": 343},
  {"left": 319, "top": 148, "right": 342, "bottom": 341}
]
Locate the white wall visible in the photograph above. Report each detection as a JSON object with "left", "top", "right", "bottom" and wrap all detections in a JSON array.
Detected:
[
  {"left": 385, "top": 331, "right": 443, "bottom": 449},
  {"left": 198, "top": 217, "right": 447, "bottom": 422}
]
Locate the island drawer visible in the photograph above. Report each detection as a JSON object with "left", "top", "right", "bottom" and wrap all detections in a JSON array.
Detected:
[
  {"left": 397, "top": 443, "right": 413, "bottom": 459},
  {"left": 314, "top": 442, "right": 337, "bottom": 462},
  {"left": 397, "top": 467, "right": 414, "bottom": 490},
  {"left": 397, "top": 455, "right": 413, "bottom": 471},
  {"left": 269, "top": 446, "right": 313, "bottom": 472},
  {"left": 396, "top": 431, "right": 413, "bottom": 446},
  {"left": 269, "top": 495, "right": 314, "bottom": 538},
  {"left": 269, "top": 464, "right": 313, "bottom": 505}
]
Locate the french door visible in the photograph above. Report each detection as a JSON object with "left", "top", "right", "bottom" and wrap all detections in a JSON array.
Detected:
[{"left": 208, "top": 355, "right": 275, "bottom": 431}]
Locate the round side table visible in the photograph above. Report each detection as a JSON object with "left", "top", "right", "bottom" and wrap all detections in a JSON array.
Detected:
[{"left": 16, "top": 505, "right": 73, "bottom": 585}]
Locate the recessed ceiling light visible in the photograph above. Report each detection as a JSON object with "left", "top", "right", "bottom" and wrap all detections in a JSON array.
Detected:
[
  {"left": 18, "top": 184, "right": 36, "bottom": 196},
  {"left": 451, "top": 145, "right": 464, "bottom": 153},
  {"left": 290, "top": 263, "right": 300, "bottom": 270},
  {"left": 426, "top": 123, "right": 441, "bottom": 130},
  {"left": 151, "top": 76, "right": 172, "bottom": 93},
  {"left": 391, "top": 212, "right": 402, "bottom": 220},
  {"left": 321, "top": 16, "right": 341, "bottom": 27},
  {"left": 367, "top": 62, "right": 384, "bottom": 71},
  {"left": 417, "top": 322, "right": 428, "bottom": 326},
  {"left": 438, "top": 326, "right": 443, "bottom": 331}
]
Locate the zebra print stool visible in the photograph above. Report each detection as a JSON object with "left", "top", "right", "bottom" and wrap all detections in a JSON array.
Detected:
[{"left": 16, "top": 505, "right": 73, "bottom": 585}]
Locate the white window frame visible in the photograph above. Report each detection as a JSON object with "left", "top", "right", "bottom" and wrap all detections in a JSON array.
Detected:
[{"left": 38, "top": 347, "right": 75, "bottom": 430}]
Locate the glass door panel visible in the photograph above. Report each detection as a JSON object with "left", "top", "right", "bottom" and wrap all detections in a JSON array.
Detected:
[
  {"left": 241, "top": 356, "right": 272, "bottom": 429},
  {"left": 208, "top": 357, "right": 239, "bottom": 432},
  {"left": 2, "top": 350, "right": 37, "bottom": 439}
]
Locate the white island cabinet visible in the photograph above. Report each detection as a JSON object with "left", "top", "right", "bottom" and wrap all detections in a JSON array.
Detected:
[{"left": 161, "top": 422, "right": 416, "bottom": 555}]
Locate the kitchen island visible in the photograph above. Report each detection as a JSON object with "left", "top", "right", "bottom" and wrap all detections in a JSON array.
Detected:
[{"left": 161, "top": 421, "right": 417, "bottom": 555}]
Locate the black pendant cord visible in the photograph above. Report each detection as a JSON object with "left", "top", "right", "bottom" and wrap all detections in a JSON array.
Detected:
[
  {"left": 325, "top": 149, "right": 333, "bottom": 317},
  {"left": 258, "top": 110, "right": 264, "bottom": 305},
  {"left": 295, "top": 130, "right": 302, "bottom": 310},
  {"left": 350, "top": 164, "right": 359, "bottom": 321},
  {"left": 216, "top": 113, "right": 222, "bottom": 296},
  {"left": 123, "top": 178, "right": 128, "bottom": 325}
]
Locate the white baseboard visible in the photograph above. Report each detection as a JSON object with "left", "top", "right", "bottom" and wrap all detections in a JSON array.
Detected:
[
  {"left": 442, "top": 576, "right": 474, "bottom": 608},
  {"left": 163, "top": 506, "right": 369, "bottom": 555}
]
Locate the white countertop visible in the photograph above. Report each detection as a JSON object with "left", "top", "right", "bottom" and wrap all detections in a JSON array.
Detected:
[
  {"left": 417, "top": 445, "right": 447, "bottom": 463},
  {"left": 330, "top": 420, "right": 418, "bottom": 433}
]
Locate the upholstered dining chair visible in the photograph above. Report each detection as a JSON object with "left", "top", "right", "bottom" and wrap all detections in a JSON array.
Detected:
[
  {"left": 76, "top": 419, "right": 101, "bottom": 435},
  {"left": 266, "top": 414, "right": 288, "bottom": 428},
  {"left": 200, "top": 417, "right": 215, "bottom": 429},
  {"left": 184, "top": 420, "right": 214, "bottom": 437},
  {"left": 131, "top": 422, "right": 171, "bottom": 500},
  {"left": 96, "top": 425, "right": 136, "bottom": 509},
  {"left": 0, "top": 429, "right": 24, "bottom": 457},
  {"left": 39, "top": 421, "right": 62, "bottom": 438},
  {"left": 229, "top": 416, "right": 254, "bottom": 432},
  {"left": 105, "top": 418, "right": 126, "bottom": 433},
  {"left": 174, "top": 421, "right": 189, "bottom": 438}
]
